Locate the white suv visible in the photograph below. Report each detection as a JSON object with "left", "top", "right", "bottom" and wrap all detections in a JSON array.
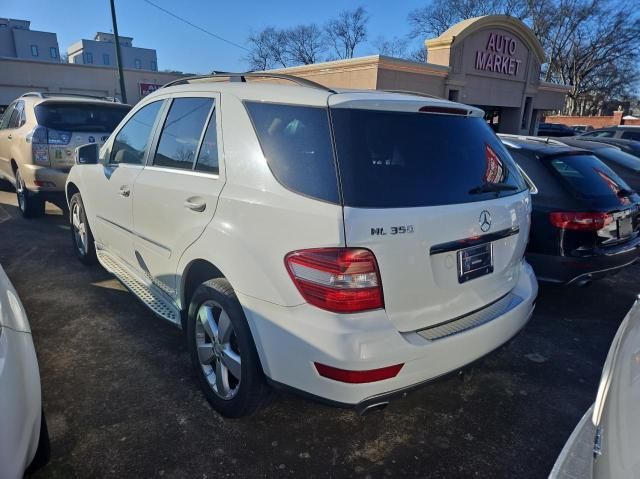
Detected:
[{"left": 66, "top": 73, "right": 538, "bottom": 417}]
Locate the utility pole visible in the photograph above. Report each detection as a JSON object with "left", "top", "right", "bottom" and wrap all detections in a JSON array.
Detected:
[{"left": 110, "top": 0, "right": 128, "bottom": 103}]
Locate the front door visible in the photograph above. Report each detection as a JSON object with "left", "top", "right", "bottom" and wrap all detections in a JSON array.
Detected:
[
  {"left": 131, "top": 94, "right": 225, "bottom": 296},
  {"left": 83, "top": 100, "right": 164, "bottom": 267}
]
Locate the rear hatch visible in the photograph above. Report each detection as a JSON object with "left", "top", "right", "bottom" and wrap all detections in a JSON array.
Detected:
[
  {"left": 329, "top": 96, "right": 531, "bottom": 332},
  {"left": 35, "top": 101, "right": 130, "bottom": 169},
  {"left": 543, "top": 152, "right": 640, "bottom": 247}
]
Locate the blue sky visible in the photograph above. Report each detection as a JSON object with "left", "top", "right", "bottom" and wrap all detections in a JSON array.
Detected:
[{"left": 2, "top": 0, "right": 428, "bottom": 73}]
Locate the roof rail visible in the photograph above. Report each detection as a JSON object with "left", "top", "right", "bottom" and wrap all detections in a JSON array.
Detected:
[
  {"left": 20, "top": 91, "right": 122, "bottom": 103},
  {"left": 160, "top": 72, "right": 337, "bottom": 93}
]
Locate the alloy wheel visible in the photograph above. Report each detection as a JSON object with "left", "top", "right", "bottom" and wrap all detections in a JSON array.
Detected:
[
  {"left": 71, "top": 202, "right": 88, "bottom": 256},
  {"left": 16, "top": 171, "right": 26, "bottom": 213},
  {"left": 195, "top": 300, "right": 242, "bottom": 400}
]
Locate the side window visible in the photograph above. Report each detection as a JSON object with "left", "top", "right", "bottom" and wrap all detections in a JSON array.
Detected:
[
  {"left": 7, "top": 101, "right": 24, "bottom": 129},
  {"left": 621, "top": 131, "right": 640, "bottom": 141},
  {"left": 595, "top": 130, "right": 614, "bottom": 138},
  {"left": 110, "top": 101, "right": 162, "bottom": 165},
  {"left": 195, "top": 108, "right": 219, "bottom": 174},
  {"left": 0, "top": 103, "right": 16, "bottom": 130},
  {"left": 153, "top": 97, "right": 213, "bottom": 170}
]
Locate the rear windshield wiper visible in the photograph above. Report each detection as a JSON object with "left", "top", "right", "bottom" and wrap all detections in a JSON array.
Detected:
[
  {"left": 469, "top": 183, "right": 519, "bottom": 195},
  {"left": 617, "top": 188, "right": 635, "bottom": 198}
]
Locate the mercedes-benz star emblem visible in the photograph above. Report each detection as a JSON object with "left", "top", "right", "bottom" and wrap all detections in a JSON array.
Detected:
[{"left": 479, "top": 210, "right": 492, "bottom": 232}]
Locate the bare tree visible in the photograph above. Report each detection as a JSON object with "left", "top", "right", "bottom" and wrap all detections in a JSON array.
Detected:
[
  {"left": 246, "top": 27, "right": 289, "bottom": 70},
  {"left": 407, "top": 47, "right": 428, "bottom": 63},
  {"left": 324, "top": 7, "right": 369, "bottom": 59},
  {"left": 407, "top": 0, "right": 640, "bottom": 114},
  {"left": 286, "top": 25, "right": 326, "bottom": 65},
  {"left": 408, "top": 0, "right": 527, "bottom": 38},
  {"left": 374, "top": 36, "right": 410, "bottom": 57}
]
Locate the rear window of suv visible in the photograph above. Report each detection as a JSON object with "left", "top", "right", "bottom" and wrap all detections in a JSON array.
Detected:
[
  {"left": 547, "top": 154, "right": 632, "bottom": 198},
  {"left": 35, "top": 102, "right": 131, "bottom": 132},
  {"left": 331, "top": 108, "right": 527, "bottom": 208}
]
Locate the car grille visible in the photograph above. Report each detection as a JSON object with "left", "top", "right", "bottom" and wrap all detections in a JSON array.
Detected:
[{"left": 416, "top": 292, "right": 523, "bottom": 341}]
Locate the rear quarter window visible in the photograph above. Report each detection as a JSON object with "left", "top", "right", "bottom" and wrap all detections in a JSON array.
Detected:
[{"left": 244, "top": 102, "right": 339, "bottom": 204}]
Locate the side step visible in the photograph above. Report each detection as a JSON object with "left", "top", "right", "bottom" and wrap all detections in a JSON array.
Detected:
[{"left": 96, "top": 248, "right": 181, "bottom": 327}]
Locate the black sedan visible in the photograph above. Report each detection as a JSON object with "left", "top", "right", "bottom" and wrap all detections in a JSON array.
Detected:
[
  {"left": 536, "top": 122, "right": 577, "bottom": 137},
  {"left": 499, "top": 135, "right": 640, "bottom": 285},
  {"left": 555, "top": 138, "right": 640, "bottom": 192}
]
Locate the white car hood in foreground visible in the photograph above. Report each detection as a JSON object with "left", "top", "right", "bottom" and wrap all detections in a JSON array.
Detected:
[{"left": 550, "top": 296, "right": 640, "bottom": 479}]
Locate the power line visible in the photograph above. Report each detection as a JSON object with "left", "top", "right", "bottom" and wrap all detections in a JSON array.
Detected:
[{"left": 140, "top": 0, "right": 249, "bottom": 52}]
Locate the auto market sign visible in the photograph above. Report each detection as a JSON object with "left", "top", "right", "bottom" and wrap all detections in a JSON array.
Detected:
[{"left": 475, "top": 32, "right": 523, "bottom": 77}]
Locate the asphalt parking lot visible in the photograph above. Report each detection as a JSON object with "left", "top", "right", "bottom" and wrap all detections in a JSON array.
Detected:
[{"left": 1, "top": 183, "right": 637, "bottom": 479}]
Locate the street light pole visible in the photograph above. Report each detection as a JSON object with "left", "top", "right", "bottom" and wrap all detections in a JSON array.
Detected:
[{"left": 110, "top": 0, "right": 128, "bottom": 103}]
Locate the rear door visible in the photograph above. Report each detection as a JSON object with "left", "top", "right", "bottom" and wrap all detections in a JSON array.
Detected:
[
  {"left": 131, "top": 93, "right": 224, "bottom": 295},
  {"left": 329, "top": 99, "right": 530, "bottom": 332},
  {"left": 0, "top": 102, "right": 17, "bottom": 181}
]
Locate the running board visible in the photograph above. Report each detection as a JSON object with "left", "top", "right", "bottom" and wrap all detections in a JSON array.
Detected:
[{"left": 96, "top": 248, "right": 181, "bottom": 327}]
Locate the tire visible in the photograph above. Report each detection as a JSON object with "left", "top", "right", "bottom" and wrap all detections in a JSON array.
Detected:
[
  {"left": 69, "top": 193, "right": 96, "bottom": 265},
  {"left": 27, "top": 410, "right": 50, "bottom": 472},
  {"left": 187, "top": 278, "right": 270, "bottom": 418},
  {"left": 15, "top": 169, "right": 45, "bottom": 218}
]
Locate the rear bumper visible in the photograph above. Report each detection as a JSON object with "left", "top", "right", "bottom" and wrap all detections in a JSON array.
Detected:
[
  {"left": 0, "top": 328, "right": 42, "bottom": 479},
  {"left": 239, "top": 261, "right": 537, "bottom": 407},
  {"left": 527, "top": 236, "right": 640, "bottom": 284},
  {"left": 19, "top": 164, "right": 69, "bottom": 193}
]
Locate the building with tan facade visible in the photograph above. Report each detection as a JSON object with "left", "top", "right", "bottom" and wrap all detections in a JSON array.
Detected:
[{"left": 273, "top": 15, "right": 568, "bottom": 135}]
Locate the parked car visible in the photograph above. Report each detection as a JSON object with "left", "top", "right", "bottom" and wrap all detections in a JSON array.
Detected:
[
  {"left": 578, "top": 125, "right": 640, "bottom": 141},
  {"left": 549, "top": 296, "right": 640, "bottom": 479},
  {"left": 66, "top": 73, "right": 537, "bottom": 417},
  {"left": 500, "top": 135, "right": 640, "bottom": 285},
  {"left": 571, "top": 125, "right": 592, "bottom": 133},
  {"left": 562, "top": 136, "right": 640, "bottom": 159},
  {"left": 0, "top": 92, "right": 131, "bottom": 218},
  {"left": 0, "top": 264, "right": 49, "bottom": 478},
  {"left": 556, "top": 138, "right": 640, "bottom": 192},
  {"left": 537, "top": 122, "right": 577, "bottom": 137}
]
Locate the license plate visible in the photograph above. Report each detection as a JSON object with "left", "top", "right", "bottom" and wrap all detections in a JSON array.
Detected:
[
  {"left": 618, "top": 217, "right": 633, "bottom": 238},
  {"left": 457, "top": 243, "right": 494, "bottom": 283}
]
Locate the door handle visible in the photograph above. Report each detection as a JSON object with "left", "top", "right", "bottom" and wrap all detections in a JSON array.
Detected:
[
  {"left": 119, "top": 185, "right": 131, "bottom": 197},
  {"left": 184, "top": 197, "right": 206, "bottom": 212}
]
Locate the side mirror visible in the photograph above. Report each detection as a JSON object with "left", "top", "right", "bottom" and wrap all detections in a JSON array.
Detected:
[{"left": 75, "top": 143, "right": 99, "bottom": 165}]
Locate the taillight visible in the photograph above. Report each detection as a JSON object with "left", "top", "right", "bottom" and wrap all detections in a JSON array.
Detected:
[
  {"left": 549, "top": 212, "right": 614, "bottom": 231},
  {"left": 314, "top": 362, "right": 403, "bottom": 383},
  {"left": 26, "top": 126, "right": 48, "bottom": 144},
  {"left": 285, "top": 248, "right": 383, "bottom": 313},
  {"left": 25, "top": 126, "right": 71, "bottom": 145}
]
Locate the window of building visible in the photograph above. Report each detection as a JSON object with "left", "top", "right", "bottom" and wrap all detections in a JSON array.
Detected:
[
  {"left": 30, "top": 45, "right": 39, "bottom": 57},
  {"left": 154, "top": 98, "right": 214, "bottom": 170},
  {"left": 49, "top": 47, "right": 58, "bottom": 59},
  {"left": 103, "top": 53, "right": 110, "bottom": 65},
  {"left": 84, "top": 52, "right": 93, "bottom": 64},
  {"left": 110, "top": 101, "right": 162, "bottom": 165},
  {"left": 134, "top": 59, "right": 142, "bottom": 70},
  {"left": 151, "top": 60, "right": 157, "bottom": 71}
]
